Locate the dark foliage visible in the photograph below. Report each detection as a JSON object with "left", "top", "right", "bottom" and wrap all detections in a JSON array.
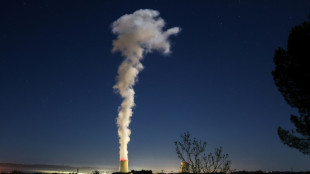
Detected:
[
  {"left": 91, "top": 171, "right": 100, "bottom": 174},
  {"left": 113, "top": 170, "right": 152, "bottom": 174},
  {"left": 10, "top": 171, "right": 23, "bottom": 174},
  {"left": 232, "top": 172, "right": 310, "bottom": 174},
  {"left": 2, "top": 171, "right": 310, "bottom": 174},
  {"left": 272, "top": 15, "right": 310, "bottom": 155},
  {"left": 131, "top": 170, "right": 152, "bottom": 174}
]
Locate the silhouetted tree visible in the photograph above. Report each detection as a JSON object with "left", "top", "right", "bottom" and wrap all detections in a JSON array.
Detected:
[
  {"left": 10, "top": 171, "right": 23, "bottom": 174},
  {"left": 174, "top": 132, "right": 232, "bottom": 173},
  {"left": 202, "top": 146, "right": 231, "bottom": 174},
  {"left": 91, "top": 171, "right": 100, "bottom": 174},
  {"left": 272, "top": 15, "right": 310, "bottom": 155},
  {"left": 130, "top": 170, "right": 152, "bottom": 174}
]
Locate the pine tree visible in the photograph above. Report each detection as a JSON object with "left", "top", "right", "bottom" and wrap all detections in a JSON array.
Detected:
[{"left": 272, "top": 15, "right": 310, "bottom": 155}]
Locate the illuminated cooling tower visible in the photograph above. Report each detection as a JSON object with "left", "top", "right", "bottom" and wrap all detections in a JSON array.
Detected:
[
  {"left": 180, "top": 161, "right": 190, "bottom": 173},
  {"left": 119, "top": 159, "right": 129, "bottom": 173}
]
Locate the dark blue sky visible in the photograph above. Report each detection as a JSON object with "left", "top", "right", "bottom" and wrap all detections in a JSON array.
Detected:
[{"left": 1, "top": 0, "right": 310, "bottom": 172}]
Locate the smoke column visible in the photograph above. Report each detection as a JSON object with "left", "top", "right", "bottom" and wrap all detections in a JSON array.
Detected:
[{"left": 111, "top": 9, "right": 180, "bottom": 161}]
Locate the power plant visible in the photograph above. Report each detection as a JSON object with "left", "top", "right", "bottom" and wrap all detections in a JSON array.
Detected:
[{"left": 119, "top": 160, "right": 129, "bottom": 173}]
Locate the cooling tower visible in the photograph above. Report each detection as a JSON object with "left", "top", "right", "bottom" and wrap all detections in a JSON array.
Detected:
[
  {"left": 180, "top": 161, "right": 190, "bottom": 173},
  {"left": 119, "top": 160, "right": 129, "bottom": 173}
]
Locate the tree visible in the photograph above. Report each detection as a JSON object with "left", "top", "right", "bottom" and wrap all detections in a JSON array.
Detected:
[
  {"left": 174, "top": 132, "right": 232, "bottom": 173},
  {"left": 91, "top": 171, "right": 100, "bottom": 174},
  {"left": 272, "top": 15, "right": 310, "bottom": 155}
]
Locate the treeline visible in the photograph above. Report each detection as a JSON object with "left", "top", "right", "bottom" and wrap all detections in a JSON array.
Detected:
[
  {"left": 0, "top": 171, "right": 78, "bottom": 174},
  {"left": 2, "top": 171, "right": 310, "bottom": 174},
  {"left": 113, "top": 170, "right": 153, "bottom": 174},
  {"left": 173, "top": 172, "right": 309, "bottom": 174},
  {"left": 232, "top": 171, "right": 310, "bottom": 174}
]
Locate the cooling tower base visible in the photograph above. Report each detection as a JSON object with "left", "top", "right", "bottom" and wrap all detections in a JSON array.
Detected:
[{"left": 119, "top": 160, "right": 129, "bottom": 173}]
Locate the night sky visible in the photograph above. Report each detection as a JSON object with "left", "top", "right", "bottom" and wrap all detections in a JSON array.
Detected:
[{"left": 1, "top": 0, "right": 310, "bottom": 172}]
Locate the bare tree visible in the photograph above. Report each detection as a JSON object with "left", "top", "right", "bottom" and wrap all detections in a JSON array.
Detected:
[
  {"left": 175, "top": 132, "right": 206, "bottom": 173},
  {"left": 175, "top": 132, "right": 232, "bottom": 173},
  {"left": 201, "top": 147, "right": 231, "bottom": 173}
]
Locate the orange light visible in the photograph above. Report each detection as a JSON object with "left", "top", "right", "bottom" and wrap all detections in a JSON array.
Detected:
[{"left": 120, "top": 158, "right": 128, "bottom": 161}]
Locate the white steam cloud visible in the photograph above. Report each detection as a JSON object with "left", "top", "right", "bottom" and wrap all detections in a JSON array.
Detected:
[{"left": 111, "top": 9, "right": 180, "bottom": 160}]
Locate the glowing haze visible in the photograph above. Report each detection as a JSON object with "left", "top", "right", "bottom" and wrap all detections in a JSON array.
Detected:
[{"left": 111, "top": 9, "right": 180, "bottom": 161}]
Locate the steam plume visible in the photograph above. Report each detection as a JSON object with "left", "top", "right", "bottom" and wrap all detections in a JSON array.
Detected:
[{"left": 111, "top": 9, "right": 180, "bottom": 161}]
